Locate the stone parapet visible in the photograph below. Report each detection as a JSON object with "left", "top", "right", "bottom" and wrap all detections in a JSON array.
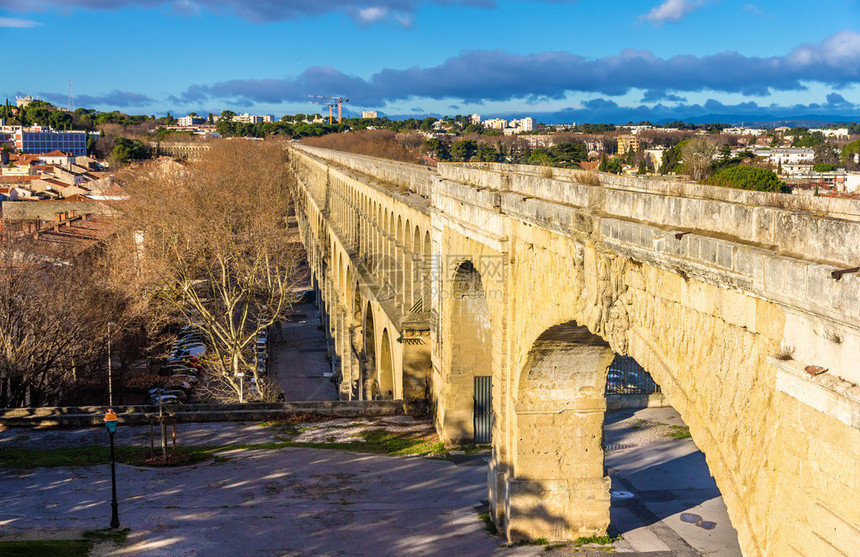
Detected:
[{"left": 294, "top": 144, "right": 436, "bottom": 198}]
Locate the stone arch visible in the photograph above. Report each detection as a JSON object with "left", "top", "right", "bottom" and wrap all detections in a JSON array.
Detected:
[
  {"left": 363, "top": 302, "right": 377, "bottom": 400},
  {"left": 439, "top": 260, "right": 493, "bottom": 443},
  {"left": 505, "top": 321, "right": 615, "bottom": 542},
  {"left": 423, "top": 230, "right": 432, "bottom": 302},
  {"left": 379, "top": 328, "right": 395, "bottom": 399},
  {"left": 413, "top": 226, "right": 423, "bottom": 302},
  {"left": 404, "top": 219, "right": 413, "bottom": 306},
  {"left": 404, "top": 219, "right": 411, "bottom": 251}
]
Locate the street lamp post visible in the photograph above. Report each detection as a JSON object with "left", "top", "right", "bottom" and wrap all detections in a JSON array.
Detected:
[
  {"left": 104, "top": 409, "right": 120, "bottom": 529},
  {"left": 107, "top": 321, "right": 116, "bottom": 406}
]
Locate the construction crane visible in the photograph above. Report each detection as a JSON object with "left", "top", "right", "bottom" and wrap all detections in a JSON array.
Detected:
[
  {"left": 309, "top": 100, "right": 335, "bottom": 124},
  {"left": 308, "top": 95, "right": 349, "bottom": 124}
]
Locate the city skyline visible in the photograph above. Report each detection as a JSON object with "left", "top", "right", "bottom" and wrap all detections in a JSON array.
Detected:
[{"left": 1, "top": 0, "right": 859, "bottom": 123}]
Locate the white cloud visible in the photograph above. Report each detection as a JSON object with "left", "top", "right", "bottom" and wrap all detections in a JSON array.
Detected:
[
  {"left": 0, "top": 17, "right": 41, "bottom": 28},
  {"left": 640, "top": 0, "right": 706, "bottom": 25},
  {"left": 356, "top": 6, "right": 388, "bottom": 23}
]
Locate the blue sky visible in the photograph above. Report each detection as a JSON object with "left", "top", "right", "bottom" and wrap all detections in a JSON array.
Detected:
[{"left": 1, "top": 0, "right": 859, "bottom": 123}]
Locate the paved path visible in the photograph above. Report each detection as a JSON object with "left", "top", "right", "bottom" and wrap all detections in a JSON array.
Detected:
[
  {"left": 605, "top": 407, "right": 742, "bottom": 556},
  {"left": 0, "top": 411, "right": 741, "bottom": 556},
  {"left": 272, "top": 302, "right": 339, "bottom": 402}
]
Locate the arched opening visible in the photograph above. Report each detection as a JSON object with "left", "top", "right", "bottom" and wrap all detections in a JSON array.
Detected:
[
  {"left": 423, "top": 231, "right": 432, "bottom": 302},
  {"left": 505, "top": 321, "right": 741, "bottom": 553},
  {"left": 602, "top": 355, "right": 741, "bottom": 555},
  {"left": 412, "top": 226, "right": 423, "bottom": 304},
  {"left": 508, "top": 321, "right": 615, "bottom": 541},
  {"left": 363, "top": 303, "right": 377, "bottom": 401},
  {"left": 379, "top": 329, "right": 394, "bottom": 399},
  {"left": 442, "top": 261, "right": 492, "bottom": 443}
]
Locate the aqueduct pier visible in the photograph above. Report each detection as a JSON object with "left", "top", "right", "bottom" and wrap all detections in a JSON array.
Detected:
[{"left": 288, "top": 144, "right": 860, "bottom": 556}]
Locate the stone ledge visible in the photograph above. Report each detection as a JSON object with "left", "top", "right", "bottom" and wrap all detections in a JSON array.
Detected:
[
  {"left": 0, "top": 401, "right": 404, "bottom": 428},
  {"left": 770, "top": 357, "right": 860, "bottom": 430}
]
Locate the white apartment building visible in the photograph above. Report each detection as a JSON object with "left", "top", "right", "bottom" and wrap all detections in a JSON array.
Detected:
[
  {"left": 809, "top": 128, "right": 850, "bottom": 138},
  {"left": 177, "top": 115, "right": 206, "bottom": 127},
  {"left": 483, "top": 118, "right": 507, "bottom": 130},
  {"left": 509, "top": 117, "right": 535, "bottom": 132},
  {"left": 234, "top": 113, "right": 273, "bottom": 124},
  {"left": 470, "top": 114, "right": 481, "bottom": 124},
  {"left": 623, "top": 124, "right": 653, "bottom": 135},
  {"left": 758, "top": 148, "right": 815, "bottom": 166},
  {"left": 724, "top": 127, "right": 766, "bottom": 135},
  {"left": 1, "top": 126, "right": 88, "bottom": 156},
  {"left": 361, "top": 110, "right": 378, "bottom": 119}
]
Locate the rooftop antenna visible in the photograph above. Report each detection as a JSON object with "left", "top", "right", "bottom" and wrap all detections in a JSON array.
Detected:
[{"left": 67, "top": 80, "right": 73, "bottom": 112}]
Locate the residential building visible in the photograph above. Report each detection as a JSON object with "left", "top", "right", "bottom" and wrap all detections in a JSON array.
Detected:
[
  {"left": 516, "top": 117, "right": 535, "bottom": 132},
  {"left": 362, "top": 110, "right": 378, "bottom": 119},
  {"left": 177, "top": 114, "right": 206, "bottom": 127},
  {"left": 809, "top": 128, "right": 850, "bottom": 139},
  {"left": 2, "top": 126, "right": 88, "bottom": 156},
  {"left": 644, "top": 147, "right": 665, "bottom": 168},
  {"left": 470, "top": 114, "right": 481, "bottom": 124},
  {"left": 724, "top": 127, "right": 766, "bottom": 136},
  {"left": 483, "top": 118, "right": 507, "bottom": 130},
  {"left": 622, "top": 125, "right": 653, "bottom": 135},
  {"left": 234, "top": 113, "right": 273, "bottom": 124},
  {"left": 617, "top": 134, "right": 640, "bottom": 154},
  {"left": 15, "top": 95, "right": 36, "bottom": 108}
]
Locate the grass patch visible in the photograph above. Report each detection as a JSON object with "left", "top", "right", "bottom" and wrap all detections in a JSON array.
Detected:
[
  {"left": 357, "top": 429, "right": 447, "bottom": 456},
  {"left": 0, "top": 540, "right": 92, "bottom": 557},
  {"left": 573, "top": 534, "right": 621, "bottom": 547},
  {"left": 667, "top": 425, "right": 691, "bottom": 439},
  {"left": 477, "top": 512, "right": 498, "bottom": 535},
  {"left": 454, "top": 443, "right": 491, "bottom": 454},
  {"left": 83, "top": 528, "right": 130, "bottom": 544},
  {"left": 0, "top": 429, "right": 447, "bottom": 470},
  {"left": 0, "top": 445, "right": 212, "bottom": 469}
]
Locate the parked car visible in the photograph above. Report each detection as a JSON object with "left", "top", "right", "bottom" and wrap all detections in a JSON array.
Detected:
[
  {"left": 163, "top": 380, "right": 193, "bottom": 393},
  {"left": 148, "top": 394, "right": 180, "bottom": 405},
  {"left": 159, "top": 363, "right": 197, "bottom": 376},
  {"left": 148, "top": 388, "right": 188, "bottom": 402},
  {"left": 606, "top": 370, "right": 625, "bottom": 393},
  {"left": 172, "top": 344, "right": 206, "bottom": 359}
]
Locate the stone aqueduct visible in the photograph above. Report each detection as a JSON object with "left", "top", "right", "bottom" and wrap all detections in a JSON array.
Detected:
[{"left": 288, "top": 144, "right": 860, "bottom": 556}]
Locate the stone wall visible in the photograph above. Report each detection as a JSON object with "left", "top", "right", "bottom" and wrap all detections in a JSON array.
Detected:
[{"left": 292, "top": 146, "right": 860, "bottom": 556}]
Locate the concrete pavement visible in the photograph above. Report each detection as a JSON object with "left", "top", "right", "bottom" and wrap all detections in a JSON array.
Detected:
[{"left": 272, "top": 303, "right": 339, "bottom": 402}]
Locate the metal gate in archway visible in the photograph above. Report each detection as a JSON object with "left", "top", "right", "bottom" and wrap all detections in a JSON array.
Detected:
[{"left": 474, "top": 376, "right": 492, "bottom": 444}]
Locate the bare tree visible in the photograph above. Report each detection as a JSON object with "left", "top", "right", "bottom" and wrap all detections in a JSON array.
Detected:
[
  {"left": 108, "top": 139, "right": 303, "bottom": 402},
  {"left": 681, "top": 138, "right": 719, "bottom": 182},
  {"left": 0, "top": 240, "right": 116, "bottom": 406}
]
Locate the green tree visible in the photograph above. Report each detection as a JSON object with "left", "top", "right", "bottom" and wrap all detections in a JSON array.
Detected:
[
  {"left": 529, "top": 148, "right": 554, "bottom": 165},
  {"left": 637, "top": 159, "right": 647, "bottom": 174},
  {"left": 598, "top": 155, "right": 622, "bottom": 174},
  {"left": 477, "top": 143, "right": 499, "bottom": 162},
  {"left": 705, "top": 166, "right": 789, "bottom": 193},
  {"left": 841, "top": 138, "right": 860, "bottom": 168},
  {"left": 450, "top": 140, "right": 477, "bottom": 162},
  {"left": 551, "top": 142, "right": 587, "bottom": 163},
  {"left": 220, "top": 110, "right": 236, "bottom": 121}
]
